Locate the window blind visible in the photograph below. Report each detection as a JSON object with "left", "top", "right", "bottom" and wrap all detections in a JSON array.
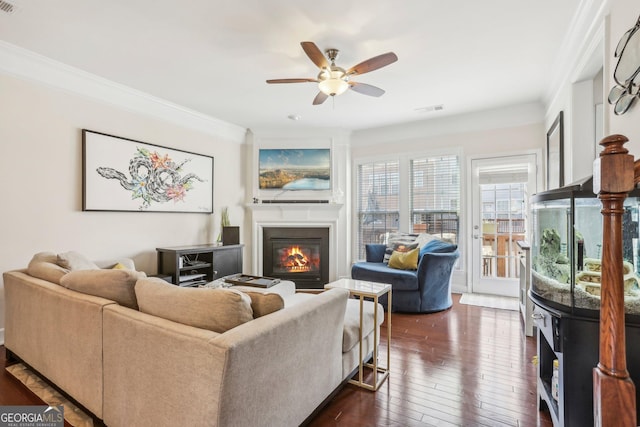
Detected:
[
  {"left": 410, "top": 155, "right": 460, "bottom": 244},
  {"left": 356, "top": 160, "right": 400, "bottom": 259}
]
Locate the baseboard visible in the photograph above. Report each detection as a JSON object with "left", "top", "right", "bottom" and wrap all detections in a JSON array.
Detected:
[{"left": 451, "top": 283, "right": 468, "bottom": 294}]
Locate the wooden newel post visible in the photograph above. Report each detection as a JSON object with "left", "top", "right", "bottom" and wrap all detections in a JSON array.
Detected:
[{"left": 592, "top": 134, "right": 637, "bottom": 427}]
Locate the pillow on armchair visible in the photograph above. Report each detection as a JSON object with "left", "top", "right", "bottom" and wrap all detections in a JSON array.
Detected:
[
  {"left": 420, "top": 239, "right": 458, "bottom": 257},
  {"left": 384, "top": 241, "right": 418, "bottom": 264},
  {"left": 383, "top": 232, "right": 420, "bottom": 264},
  {"left": 388, "top": 248, "right": 419, "bottom": 270}
]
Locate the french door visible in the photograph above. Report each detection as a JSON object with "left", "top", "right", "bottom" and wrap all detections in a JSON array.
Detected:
[{"left": 471, "top": 154, "right": 538, "bottom": 297}]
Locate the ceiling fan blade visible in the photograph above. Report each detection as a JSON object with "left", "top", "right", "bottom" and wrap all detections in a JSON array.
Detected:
[
  {"left": 301, "top": 41, "right": 329, "bottom": 69},
  {"left": 313, "top": 92, "right": 329, "bottom": 105},
  {"left": 347, "top": 52, "right": 398, "bottom": 75},
  {"left": 349, "top": 82, "right": 386, "bottom": 97},
  {"left": 266, "top": 78, "right": 317, "bottom": 84}
]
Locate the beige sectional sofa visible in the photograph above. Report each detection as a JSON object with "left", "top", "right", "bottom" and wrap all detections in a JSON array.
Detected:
[{"left": 4, "top": 253, "right": 384, "bottom": 427}]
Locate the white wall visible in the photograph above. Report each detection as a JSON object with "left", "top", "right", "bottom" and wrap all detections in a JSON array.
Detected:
[
  {"left": 606, "top": 0, "right": 640, "bottom": 152},
  {"left": 0, "top": 72, "right": 246, "bottom": 340},
  {"left": 544, "top": 0, "right": 640, "bottom": 181}
]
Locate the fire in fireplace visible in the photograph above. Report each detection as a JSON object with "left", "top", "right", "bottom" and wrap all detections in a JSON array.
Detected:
[
  {"left": 274, "top": 243, "right": 320, "bottom": 275},
  {"left": 263, "top": 227, "right": 329, "bottom": 288}
]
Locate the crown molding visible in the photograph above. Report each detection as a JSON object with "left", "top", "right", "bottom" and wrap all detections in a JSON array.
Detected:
[
  {"left": 351, "top": 102, "right": 544, "bottom": 146},
  {"left": 0, "top": 41, "right": 247, "bottom": 143},
  {"left": 543, "top": 0, "right": 609, "bottom": 106}
]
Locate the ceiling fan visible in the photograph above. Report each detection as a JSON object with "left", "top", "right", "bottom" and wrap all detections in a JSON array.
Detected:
[{"left": 266, "top": 41, "right": 398, "bottom": 105}]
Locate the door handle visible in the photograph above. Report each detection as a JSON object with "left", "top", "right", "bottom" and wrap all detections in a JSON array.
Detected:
[{"left": 532, "top": 311, "right": 545, "bottom": 327}]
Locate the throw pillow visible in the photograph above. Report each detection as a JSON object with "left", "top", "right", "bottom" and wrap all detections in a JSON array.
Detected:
[
  {"left": 135, "top": 278, "right": 253, "bottom": 333},
  {"left": 242, "top": 291, "right": 285, "bottom": 318},
  {"left": 385, "top": 232, "right": 419, "bottom": 245},
  {"left": 97, "top": 258, "right": 136, "bottom": 270},
  {"left": 60, "top": 269, "right": 146, "bottom": 309},
  {"left": 415, "top": 233, "right": 438, "bottom": 248},
  {"left": 384, "top": 241, "right": 419, "bottom": 264},
  {"left": 420, "top": 239, "right": 458, "bottom": 258},
  {"left": 388, "top": 248, "right": 419, "bottom": 270},
  {"left": 27, "top": 252, "right": 69, "bottom": 284},
  {"left": 383, "top": 232, "right": 420, "bottom": 264},
  {"left": 57, "top": 251, "right": 100, "bottom": 271}
]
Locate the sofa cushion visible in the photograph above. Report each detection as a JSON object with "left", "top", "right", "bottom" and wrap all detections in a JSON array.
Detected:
[
  {"left": 60, "top": 269, "right": 146, "bottom": 309},
  {"left": 135, "top": 278, "right": 253, "bottom": 333},
  {"left": 420, "top": 239, "right": 458, "bottom": 257},
  {"left": 351, "top": 262, "right": 419, "bottom": 291},
  {"left": 27, "top": 252, "right": 69, "bottom": 284},
  {"left": 388, "top": 248, "right": 419, "bottom": 270},
  {"left": 242, "top": 291, "right": 285, "bottom": 318},
  {"left": 57, "top": 251, "right": 100, "bottom": 271},
  {"left": 342, "top": 298, "right": 385, "bottom": 353},
  {"left": 96, "top": 258, "right": 136, "bottom": 270}
]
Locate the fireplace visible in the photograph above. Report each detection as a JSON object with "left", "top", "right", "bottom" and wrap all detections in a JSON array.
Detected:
[{"left": 263, "top": 227, "right": 330, "bottom": 288}]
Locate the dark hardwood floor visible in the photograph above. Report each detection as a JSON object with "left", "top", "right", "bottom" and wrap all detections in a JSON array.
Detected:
[
  {"left": 310, "top": 294, "right": 552, "bottom": 427},
  {"left": 1, "top": 294, "right": 552, "bottom": 427}
]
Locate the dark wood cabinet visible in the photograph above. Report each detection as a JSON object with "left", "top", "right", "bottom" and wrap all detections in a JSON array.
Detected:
[
  {"left": 156, "top": 244, "right": 243, "bottom": 286},
  {"left": 533, "top": 300, "right": 640, "bottom": 426}
]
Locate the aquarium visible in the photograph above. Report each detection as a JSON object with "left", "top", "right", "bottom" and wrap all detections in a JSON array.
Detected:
[{"left": 530, "top": 176, "right": 640, "bottom": 316}]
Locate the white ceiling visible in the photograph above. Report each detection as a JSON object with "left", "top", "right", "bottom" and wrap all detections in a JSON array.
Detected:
[{"left": 0, "top": 0, "right": 584, "bottom": 131}]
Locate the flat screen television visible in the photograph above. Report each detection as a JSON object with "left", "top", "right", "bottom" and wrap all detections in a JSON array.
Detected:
[{"left": 258, "top": 148, "right": 331, "bottom": 190}]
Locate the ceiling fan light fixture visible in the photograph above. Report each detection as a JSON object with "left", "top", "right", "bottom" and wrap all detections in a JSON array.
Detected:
[
  {"left": 318, "top": 78, "right": 349, "bottom": 96},
  {"left": 318, "top": 65, "right": 349, "bottom": 96}
]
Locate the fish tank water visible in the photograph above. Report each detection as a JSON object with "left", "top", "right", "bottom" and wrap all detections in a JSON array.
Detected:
[{"left": 530, "top": 176, "right": 640, "bottom": 317}]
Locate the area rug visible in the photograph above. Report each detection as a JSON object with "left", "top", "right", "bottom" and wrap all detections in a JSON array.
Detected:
[
  {"left": 6, "top": 363, "right": 94, "bottom": 427},
  {"left": 459, "top": 293, "right": 519, "bottom": 311}
]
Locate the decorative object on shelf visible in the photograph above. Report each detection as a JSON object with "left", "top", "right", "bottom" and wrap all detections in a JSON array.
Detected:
[
  {"left": 266, "top": 41, "right": 397, "bottom": 105},
  {"left": 546, "top": 111, "right": 564, "bottom": 190},
  {"left": 222, "top": 226, "right": 240, "bottom": 246},
  {"left": 217, "top": 207, "right": 230, "bottom": 243},
  {"left": 82, "top": 130, "right": 213, "bottom": 213},
  {"left": 608, "top": 14, "right": 640, "bottom": 115}
]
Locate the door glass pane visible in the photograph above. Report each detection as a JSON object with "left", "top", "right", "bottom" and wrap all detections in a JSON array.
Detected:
[{"left": 481, "top": 182, "right": 526, "bottom": 279}]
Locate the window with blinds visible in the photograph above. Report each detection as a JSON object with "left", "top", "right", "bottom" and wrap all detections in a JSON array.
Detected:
[
  {"left": 356, "top": 160, "right": 400, "bottom": 259},
  {"left": 410, "top": 155, "right": 460, "bottom": 244}
]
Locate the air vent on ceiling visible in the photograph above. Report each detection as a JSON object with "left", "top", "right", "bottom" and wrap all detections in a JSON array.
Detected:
[
  {"left": 0, "top": 0, "right": 16, "bottom": 14},
  {"left": 415, "top": 104, "right": 444, "bottom": 113}
]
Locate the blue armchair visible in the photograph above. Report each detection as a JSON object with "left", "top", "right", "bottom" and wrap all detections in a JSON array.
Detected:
[{"left": 351, "top": 243, "right": 459, "bottom": 313}]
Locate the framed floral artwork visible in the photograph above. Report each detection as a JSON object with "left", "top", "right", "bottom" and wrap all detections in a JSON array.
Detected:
[{"left": 82, "top": 130, "right": 213, "bottom": 213}]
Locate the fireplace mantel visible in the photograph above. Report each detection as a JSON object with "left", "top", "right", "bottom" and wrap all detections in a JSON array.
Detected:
[
  {"left": 247, "top": 202, "right": 343, "bottom": 213},
  {"left": 247, "top": 203, "right": 343, "bottom": 282}
]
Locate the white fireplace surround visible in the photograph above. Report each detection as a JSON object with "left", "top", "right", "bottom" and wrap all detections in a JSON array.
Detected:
[{"left": 248, "top": 203, "right": 343, "bottom": 282}]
